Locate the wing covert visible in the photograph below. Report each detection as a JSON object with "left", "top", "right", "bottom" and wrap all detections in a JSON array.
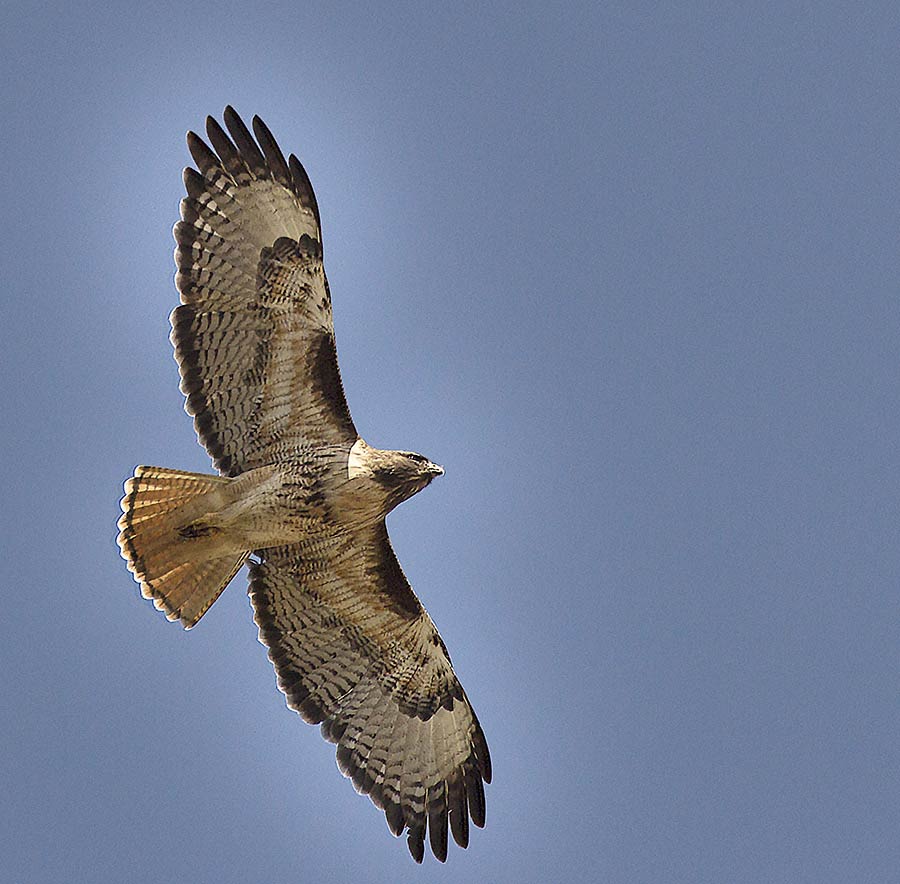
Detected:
[{"left": 248, "top": 522, "right": 491, "bottom": 863}]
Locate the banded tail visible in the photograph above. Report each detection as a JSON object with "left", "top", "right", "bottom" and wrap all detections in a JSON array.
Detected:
[{"left": 117, "top": 466, "right": 249, "bottom": 628}]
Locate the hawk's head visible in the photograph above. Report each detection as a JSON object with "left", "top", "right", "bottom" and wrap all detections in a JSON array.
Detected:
[{"left": 347, "top": 439, "right": 443, "bottom": 512}]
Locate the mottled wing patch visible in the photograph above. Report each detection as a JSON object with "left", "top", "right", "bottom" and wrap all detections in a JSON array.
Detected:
[
  {"left": 249, "top": 523, "right": 491, "bottom": 863},
  {"left": 172, "top": 107, "right": 356, "bottom": 475}
]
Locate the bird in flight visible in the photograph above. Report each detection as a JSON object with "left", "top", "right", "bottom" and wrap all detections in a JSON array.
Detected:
[{"left": 117, "top": 107, "right": 490, "bottom": 863}]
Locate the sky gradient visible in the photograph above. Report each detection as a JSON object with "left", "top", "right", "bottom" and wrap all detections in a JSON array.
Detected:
[{"left": 2, "top": 2, "right": 898, "bottom": 882}]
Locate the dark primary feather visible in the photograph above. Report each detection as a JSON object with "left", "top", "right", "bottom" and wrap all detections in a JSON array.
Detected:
[
  {"left": 223, "top": 106, "right": 267, "bottom": 172},
  {"left": 252, "top": 114, "right": 292, "bottom": 186},
  {"left": 288, "top": 154, "right": 321, "bottom": 230},
  {"left": 205, "top": 115, "right": 242, "bottom": 174},
  {"left": 186, "top": 131, "right": 221, "bottom": 176}
]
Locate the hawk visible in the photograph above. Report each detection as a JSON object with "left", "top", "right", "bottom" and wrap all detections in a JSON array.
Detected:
[{"left": 117, "top": 107, "right": 490, "bottom": 863}]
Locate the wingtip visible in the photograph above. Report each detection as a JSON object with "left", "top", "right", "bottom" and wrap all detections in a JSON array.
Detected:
[
  {"left": 407, "top": 829, "right": 425, "bottom": 863},
  {"left": 480, "top": 745, "right": 492, "bottom": 784},
  {"left": 251, "top": 113, "right": 275, "bottom": 142},
  {"left": 205, "top": 114, "right": 228, "bottom": 144},
  {"left": 223, "top": 105, "right": 241, "bottom": 129}
]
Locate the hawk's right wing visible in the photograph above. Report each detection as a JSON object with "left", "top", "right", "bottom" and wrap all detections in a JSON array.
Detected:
[{"left": 171, "top": 107, "right": 357, "bottom": 477}]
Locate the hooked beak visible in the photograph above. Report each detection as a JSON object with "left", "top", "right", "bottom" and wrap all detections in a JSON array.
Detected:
[{"left": 429, "top": 462, "right": 444, "bottom": 477}]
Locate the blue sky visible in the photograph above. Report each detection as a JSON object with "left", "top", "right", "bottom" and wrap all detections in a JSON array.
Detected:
[{"left": 2, "top": 2, "right": 898, "bottom": 882}]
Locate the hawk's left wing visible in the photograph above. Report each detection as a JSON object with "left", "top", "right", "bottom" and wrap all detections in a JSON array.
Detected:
[{"left": 249, "top": 522, "right": 491, "bottom": 863}]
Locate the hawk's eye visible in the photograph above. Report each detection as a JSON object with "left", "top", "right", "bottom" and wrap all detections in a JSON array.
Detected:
[{"left": 408, "top": 453, "right": 426, "bottom": 463}]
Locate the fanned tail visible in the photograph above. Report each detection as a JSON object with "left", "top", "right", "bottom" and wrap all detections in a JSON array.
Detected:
[{"left": 117, "top": 466, "right": 249, "bottom": 628}]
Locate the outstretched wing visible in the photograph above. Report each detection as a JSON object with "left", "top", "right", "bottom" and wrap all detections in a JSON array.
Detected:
[
  {"left": 249, "top": 523, "right": 491, "bottom": 863},
  {"left": 172, "top": 107, "right": 356, "bottom": 477}
]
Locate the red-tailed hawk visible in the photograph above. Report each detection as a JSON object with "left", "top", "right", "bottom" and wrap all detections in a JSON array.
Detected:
[{"left": 117, "top": 107, "right": 490, "bottom": 863}]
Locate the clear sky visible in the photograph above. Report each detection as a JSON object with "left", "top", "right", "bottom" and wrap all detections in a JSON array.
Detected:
[{"left": 2, "top": 2, "right": 898, "bottom": 882}]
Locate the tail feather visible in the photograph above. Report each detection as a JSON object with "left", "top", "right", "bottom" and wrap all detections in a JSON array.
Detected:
[{"left": 118, "top": 466, "right": 249, "bottom": 628}]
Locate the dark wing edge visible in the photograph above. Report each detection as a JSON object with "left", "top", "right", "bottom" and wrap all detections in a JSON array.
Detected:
[
  {"left": 171, "top": 107, "right": 356, "bottom": 476},
  {"left": 248, "top": 525, "right": 491, "bottom": 863}
]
